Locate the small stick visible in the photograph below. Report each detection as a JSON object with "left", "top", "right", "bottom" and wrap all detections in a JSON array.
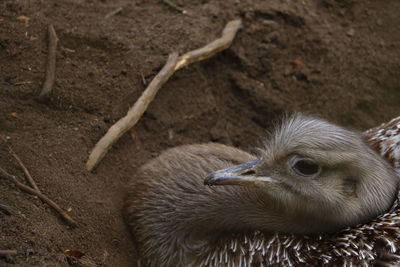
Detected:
[
  {"left": 105, "top": 7, "right": 123, "bottom": 19},
  {"left": 1, "top": 137, "right": 40, "bottom": 192},
  {"left": 0, "top": 167, "right": 77, "bottom": 227},
  {"left": 39, "top": 24, "right": 58, "bottom": 99},
  {"left": 175, "top": 19, "right": 242, "bottom": 70},
  {"left": 8, "top": 146, "right": 41, "bottom": 193},
  {"left": 0, "top": 250, "right": 17, "bottom": 258},
  {"left": 162, "top": 0, "right": 187, "bottom": 14},
  {"left": 140, "top": 72, "right": 147, "bottom": 86},
  {"left": 87, "top": 53, "right": 179, "bottom": 171},
  {"left": 14, "top": 81, "right": 33, "bottom": 85},
  {"left": 86, "top": 19, "right": 242, "bottom": 171}
]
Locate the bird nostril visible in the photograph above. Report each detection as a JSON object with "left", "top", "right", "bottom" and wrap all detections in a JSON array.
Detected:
[{"left": 242, "top": 170, "right": 256, "bottom": 176}]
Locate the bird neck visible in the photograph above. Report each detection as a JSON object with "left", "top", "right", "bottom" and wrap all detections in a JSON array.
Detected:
[
  {"left": 169, "top": 186, "right": 278, "bottom": 242},
  {"left": 170, "top": 185, "right": 343, "bottom": 239}
]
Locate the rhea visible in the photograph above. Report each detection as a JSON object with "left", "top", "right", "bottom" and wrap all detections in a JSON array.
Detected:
[{"left": 125, "top": 114, "right": 399, "bottom": 266}]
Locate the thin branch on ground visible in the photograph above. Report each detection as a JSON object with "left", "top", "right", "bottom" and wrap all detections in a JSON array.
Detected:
[
  {"left": 175, "top": 19, "right": 242, "bottom": 70},
  {"left": 162, "top": 0, "right": 187, "bottom": 14},
  {"left": 86, "top": 19, "right": 242, "bottom": 171},
  {"left": 8, "top": 146, "right": 41, "bottom": 193},
  {"left": 0, "top": 167, "right": 77, "bottom": 227},
  {"left": 87, "top": 53, "right": 179, "bottom": 171},
  {"left": 39, "top": 24, "right": 58, "bottom": 99},
  {"left": 105, "top": 7, "right": 123, "bottom": 19},
  {"left": 14, "top": 81, "right": 33, "bottom": 85}
]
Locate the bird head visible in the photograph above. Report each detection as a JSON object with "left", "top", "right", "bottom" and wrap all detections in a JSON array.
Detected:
[{"left": 204, "top": 114, "right": 400, "bottom": 233}]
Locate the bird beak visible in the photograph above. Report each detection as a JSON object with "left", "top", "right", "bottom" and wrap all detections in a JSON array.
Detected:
[{"left": 204, "top": 159, "right": 275, "bottom": 186}]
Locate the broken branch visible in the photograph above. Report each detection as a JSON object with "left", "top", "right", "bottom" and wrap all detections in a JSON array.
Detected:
[
  {"left": 87, "top": 53, "right": 179, "bottom": 171},
  {"left": 0, "top": 167, "right": 77, "bottom": 227},
  {"left": 175, "top": 19, "right": 242, "bottom": 70},
  {"left": 39, "top": 24, "right": 58, "bottom": 99},
  {"left": 8, "top": 146, "right": 41, "bottom": 193},
  {"left": 86, "top": 19, "right": 242, "bottom": 171}
]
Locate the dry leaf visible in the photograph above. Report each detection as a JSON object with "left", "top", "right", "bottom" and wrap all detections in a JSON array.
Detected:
[
  {"left": 102, "top": 250, "right": 109, "bottom": 264},
  {"left": 64, "top": 48, "right": 75, "bottom": 53},
  {"left": 183, "top": 114, "right": 194, "bottom": 119},
  {"left": 16, "top": 16, "right": 29, "bottom": 26},
  {"left": 63, "top": 249, "right": 84, "bottom": 259}
]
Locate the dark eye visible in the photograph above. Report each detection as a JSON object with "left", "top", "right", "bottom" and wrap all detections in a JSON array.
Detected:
[{"left": 289, "top": 156, "right": 320, "bottom": 177}]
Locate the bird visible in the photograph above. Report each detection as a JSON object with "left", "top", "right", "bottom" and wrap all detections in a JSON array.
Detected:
[{"left": 124, "top": 114, "right": 400, "bottom": 266}]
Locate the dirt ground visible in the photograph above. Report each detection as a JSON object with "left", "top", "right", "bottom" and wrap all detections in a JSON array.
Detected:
[{"left": 1, "top": 0, "right": 400, "bottom": 265}]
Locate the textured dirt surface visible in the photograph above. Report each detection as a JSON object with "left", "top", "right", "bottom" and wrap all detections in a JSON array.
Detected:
[{"left": 1, "top": 0, "right": 400, "bottom": 265}]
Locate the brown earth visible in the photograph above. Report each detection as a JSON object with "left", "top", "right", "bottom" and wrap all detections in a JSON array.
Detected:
[{"left": 1, "top": 0, "right": 400, "bottom": 265}]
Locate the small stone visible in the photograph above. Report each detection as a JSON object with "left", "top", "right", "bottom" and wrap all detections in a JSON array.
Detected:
[
  {"left": 346, "top": 28, "right": 355, "bottom": 37},
  {"left": 168, "top": 129, "right": 174, "bottom": 141},
  {"left": 376, "top": 19, "right": 383, "bottom": 26}
]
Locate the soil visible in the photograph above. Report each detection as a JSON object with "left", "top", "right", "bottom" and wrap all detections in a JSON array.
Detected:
[{"left": 1, "top": 0, "right": 400, "bottom": 265}]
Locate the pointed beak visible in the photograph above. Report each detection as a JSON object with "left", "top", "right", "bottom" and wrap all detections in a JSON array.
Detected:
[{"left": 204, "top": 159, "right": 276, "bottom": 186}]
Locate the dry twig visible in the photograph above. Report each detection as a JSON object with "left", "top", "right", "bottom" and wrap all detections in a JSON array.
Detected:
[
  {"left": 39, "top": 24, "right": 58, "bottom": 99},
  {"left": 162, "top": 0, "right": 187, "bottom": 14},
  {"left": 105, "top": 7, "right": 123, "bottom": 19},
  {"left": 175, "top": 19, "right": 242, "bottom": 70},
  {"left": 0, "top": 167, "right": 77, "bottom": 227},
  {"left": 87, "top": 53, "right": 179, "bottom": 171},
  {"left": 2, "top": 137, "right": 40, "bottom": 192},
  {"left": 86, "top": 19, "right": 242, "bottom": 171},
  {"left": 14, "top": 81, "right": 33, "bottom": 85},
  {"left": 8, "top": 146, "right": 41, "bottom": 192}
]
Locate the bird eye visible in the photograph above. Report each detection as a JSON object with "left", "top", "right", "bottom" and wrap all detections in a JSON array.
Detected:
[{"left": 289, "top": 156, "right": 320, "bottom": 177}]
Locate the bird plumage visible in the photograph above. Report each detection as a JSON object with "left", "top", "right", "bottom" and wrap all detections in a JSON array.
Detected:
[{"left": 125, "top": 114, "right": 400, "bottom": 266}]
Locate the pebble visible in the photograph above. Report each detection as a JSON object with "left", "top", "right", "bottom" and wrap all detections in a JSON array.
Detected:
[{"left": 346, "top": 28, "right": 355, "bottom": 37}]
